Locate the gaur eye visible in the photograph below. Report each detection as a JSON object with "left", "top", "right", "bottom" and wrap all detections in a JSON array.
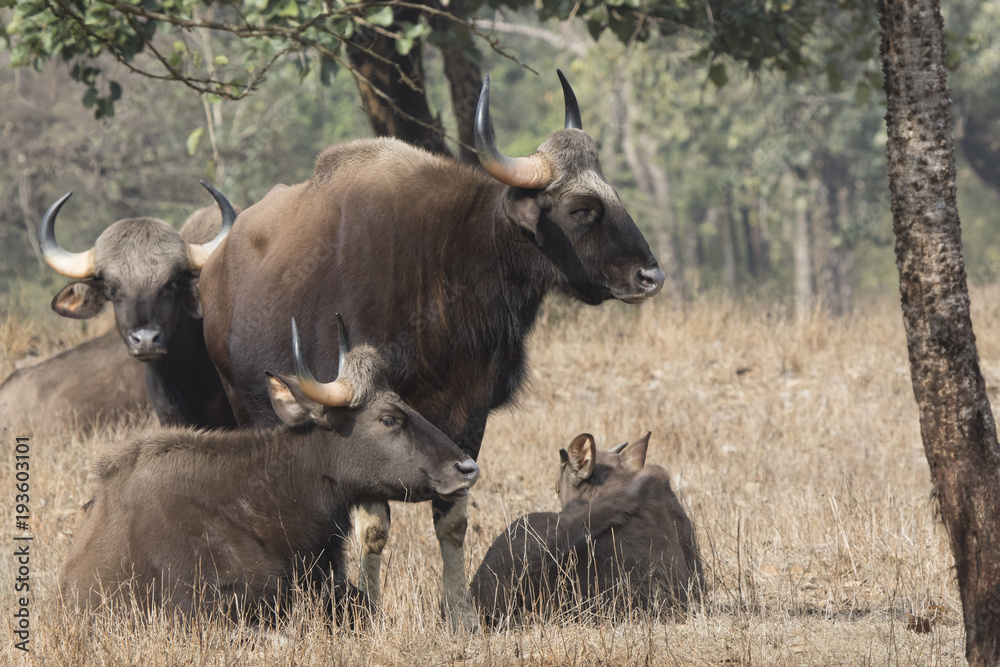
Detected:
[
  {"left": 379, "top": 415, "right": 401, "bottom": 428},
  {"left": 571, "top": 208, "right": 596, "bottom": 225},
  {"left": 104, "top": 284, "right": 121, "bottom": 301}
]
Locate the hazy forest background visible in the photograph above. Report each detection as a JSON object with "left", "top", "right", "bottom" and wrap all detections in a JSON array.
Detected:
[{"left": 3, "top": 0, "right": 1000, "bottom": 325}]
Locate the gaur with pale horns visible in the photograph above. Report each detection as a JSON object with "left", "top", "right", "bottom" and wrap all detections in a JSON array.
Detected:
[
  {"left": 38, "top": 182, "right": 238, "bottom": 428},
  {"left": 60, "top": 316, "right": 479, "bottom": 624},
  {"left": 199, "top": 71, "right": 666, "bottom": 628}
]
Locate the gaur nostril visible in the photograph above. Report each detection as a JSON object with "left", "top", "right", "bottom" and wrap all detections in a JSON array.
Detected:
[
  {"left": 637, "top": 266, "right": 666, "bottom": 292},
  {"left": 455, "top": 459, "right": 479, "bottom": 478},
  {"left": 128, "top": 328, "right": 164, "bottom": 351}
]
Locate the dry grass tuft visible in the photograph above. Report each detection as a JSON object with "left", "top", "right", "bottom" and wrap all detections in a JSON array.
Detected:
[{"left": 3, "top": 289, "right": 988, "bottom": 665}]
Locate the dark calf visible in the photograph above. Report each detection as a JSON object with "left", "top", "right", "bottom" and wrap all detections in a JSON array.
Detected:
[
  {"left": 60, "top": 317, "right": 479, "bottom": 625},
  {"left": 471, "top": 432, "right": 702, "bottom": 626}
]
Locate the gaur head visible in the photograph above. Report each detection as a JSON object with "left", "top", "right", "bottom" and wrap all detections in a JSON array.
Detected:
[
  {"left": 557, "top": 432, "right": 651, "bottom": 506},
  {"left": 264, "top": 316, "right": 480, "bottom": 502},
  {"left": 476, "top": 71, "right": 665, "bottom": 305},
  {"left": 38, "top": 182, "right": 235, "bottom": 361}
]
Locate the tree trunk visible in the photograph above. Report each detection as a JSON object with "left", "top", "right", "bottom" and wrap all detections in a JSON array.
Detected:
[
  {"left": 739, "top": 204, "right": 760, "bottom": 280},
  {"left": 430, "top": 0, "right": 482, "bottom": 165},
  {"left": 794, "top": 194, "right": 813, "bottom": 321},
  {"left": 719, "top": 193, "right": 738, "bottom": 295},
  {"left": 346, "top": 4, "right": 449, "bottom": 156},
  {"left": 834, "top": 185, "right": 854, "bottom": 315},
  {"left": 879, "top": 0, "right": 1000, "bottom": 663}
]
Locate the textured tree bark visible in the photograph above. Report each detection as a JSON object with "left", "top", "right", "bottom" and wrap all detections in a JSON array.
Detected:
[
  {"left": 879, "top": 0, "right": 1000, "bottom": 663},
  {"left": 346, "top": 4, "right": 449, "bottom": 157}
]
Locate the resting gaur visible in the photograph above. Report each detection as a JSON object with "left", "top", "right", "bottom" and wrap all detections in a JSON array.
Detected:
[
  {"left": 471, "top": 432, "right": 703, "bottom": 626},
  {"left": 59, "top": 317, "right": 479, "bottom": 625}
]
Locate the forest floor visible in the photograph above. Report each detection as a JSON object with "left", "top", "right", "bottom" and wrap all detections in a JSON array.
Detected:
[{"left": 3, "top": 289, "right": 989, "bottom": 665}]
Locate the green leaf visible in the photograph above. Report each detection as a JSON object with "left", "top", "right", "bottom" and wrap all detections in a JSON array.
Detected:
[
  {"left": 214, "top": 55, "right": 229, "bottom": 66},
  {"left": 276, "top": 0, "right": 299, "bottom": 18},
  {"left": 186, "top": 126, "right": 205, "bottom": 156},
  {"left": 708, "top": 62, "right": 728, "bottom": 88},
  {"left": 366, "top": 6, "right": 394, "bottom": 27},
  {"left": 109, "top": 81, "right": 122, "bottom": 102},
  {"left": 82, "top": 87, "right": 97, "bottom": 108}
]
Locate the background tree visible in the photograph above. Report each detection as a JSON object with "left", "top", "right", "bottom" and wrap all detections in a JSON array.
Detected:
[{"left": 878, "top": 0, "right": 1000, "bottom": 663}]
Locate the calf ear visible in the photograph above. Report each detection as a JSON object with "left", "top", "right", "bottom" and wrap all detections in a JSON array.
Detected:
[
  {"left": 265, "top": 372, "right": 324, "bottom": 426},
  {"left": 51, "top": 282, "right": 106, "bottom": 319},
  {"left": 620, "top": 432, "right": 650, "bottom": 473},
  {"left": 566, "top": 433, "right": 596, "bottom": 480}
]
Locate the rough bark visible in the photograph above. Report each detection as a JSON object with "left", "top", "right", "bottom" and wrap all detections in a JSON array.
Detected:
[
  {"left": 879, "top": 0, "right": 1000, "bottom": 663},
  {"left": 346, "top": 5, "right": 448, "bottom": 156}
]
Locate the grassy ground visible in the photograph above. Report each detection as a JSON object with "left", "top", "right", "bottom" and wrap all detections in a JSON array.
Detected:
[{"left": 1, "top": 290, "right": 981, "bottom": 665}]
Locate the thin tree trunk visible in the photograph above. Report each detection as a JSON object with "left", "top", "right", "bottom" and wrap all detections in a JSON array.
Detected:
[
  {"left": 431, "top": 0, "right": 482, "bottom": 164},
  {"left": 757, "top": 195, "right": 772, "bottom": 278},
  {"left": 740, "top": 204, "right": 759, "bottom": 280},
  {"left": 346, "top": 4, "right": 449, "bottom": 156},
  {"left": 644, "top": 147, "right": 686, "bottom": 304},
  {"left": 879, "top": 0, "right": 1000, "bottom": 662},
  {"left": 794, "top": 194, "right": 813, "bottom": 321},
  {"left": 834, "top": 185, "right": 853, "bottom": 315},
  {"left": 719, "top": 193, "right": 738, "bottom": 295},
  {"left": 810, "top": 174, "right": 833, "bottom": 314},
  {"left": 684, "top": 207, "right": 705, "bottom": 296}
]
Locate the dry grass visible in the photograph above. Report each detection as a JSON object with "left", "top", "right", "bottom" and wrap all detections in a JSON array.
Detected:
[{"left": 3, "top": 289, "right": 988, "bottom": 665}]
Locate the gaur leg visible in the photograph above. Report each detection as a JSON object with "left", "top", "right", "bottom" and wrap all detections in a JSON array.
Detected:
[
  {"left": 352, "top": 501, "right": 390, "bottom": 605},
  {"left": 435, "top": 413, "right": 487, "bottom": 632}
]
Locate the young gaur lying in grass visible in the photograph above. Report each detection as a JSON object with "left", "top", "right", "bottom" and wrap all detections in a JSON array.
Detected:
[
  {"left": 59, "top": 316, "right": 479, "bottom": 626},
  {"left": 471, "top": 432, "right": 702, "bottom": 625}
]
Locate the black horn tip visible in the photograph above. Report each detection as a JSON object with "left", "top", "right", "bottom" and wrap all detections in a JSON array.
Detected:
[
  {"left": 291, "top": 317, "right": 318, "bottom": 384},
  {"left": 474, "top": 76, "right": 493, "bottom": 152},
  {"left": 335, "top": 313, "right": 349, "bottom": 378},
  {"left": 199, "top": 180, "right": 237, "bottom": 231},
  {"left": 38, "top": 192, "right": 74, "bottom": 243},
  {"left": 557, "top": 69, "right": 583, "bottom": 131}
]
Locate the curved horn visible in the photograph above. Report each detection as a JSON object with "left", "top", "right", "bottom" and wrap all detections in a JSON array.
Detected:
[
  {"left": 557, "top": 69, "right": 582, "bottom": 130},
  {"left": 291, "top": 317, "right": 353, "bottom": 407},
  {"left": 609, "top": 441, "right": 629, "bottom": 454},
  {"left": 474, "top": 75, "right": 553, "bottom": 190},
  {"left": 186, "top": 181, "right": 237, "bottom": 269},
  {"left": 38, "top": 192, "right": 97, "bottom": 280}
]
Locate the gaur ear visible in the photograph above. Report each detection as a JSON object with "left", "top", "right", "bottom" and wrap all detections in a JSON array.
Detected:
[
  {"left": 566, "top": 433, "right": 596, "bottom": 480},
  {"left": 51, "top": 282, "right": 106, "bottom": 319},
  {"left": 510, "top": 195, "right": 544, "bottom": 246},
  {"left": 265, "top": 372, "right": 325, "bottom": 426},
  {"left": 620, "top": 432, "right": 650, "bottom": 473}
]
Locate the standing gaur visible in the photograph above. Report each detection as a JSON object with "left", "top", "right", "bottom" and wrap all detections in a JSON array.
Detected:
[
  {"left": 471, "top": 433, "right": 703, "bottom": 626},
  {"left": 59, "top": 317, "right": 479, "bottom": 624},
  {"left": 37, "top": 182, "right": 238, "bottom": 428},
  {"left": 199, "top": 71, "right": 665, "bottom": 628}
]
